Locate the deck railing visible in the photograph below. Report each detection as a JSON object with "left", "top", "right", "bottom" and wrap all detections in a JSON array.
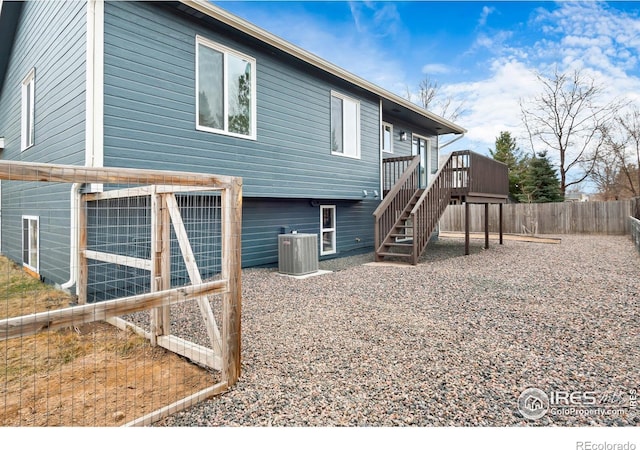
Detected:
[
  {"left": 382, "top": 156, "right": 415, "bottom": 194},
  {"left": 450, "top": 150, "right": 509, "bottom": 197},
  {"left": 376, "top": 150, "right": 508, "bottom": 264},
  {"left": 374, "top": 156, "right": 420, "bottom": 254}
]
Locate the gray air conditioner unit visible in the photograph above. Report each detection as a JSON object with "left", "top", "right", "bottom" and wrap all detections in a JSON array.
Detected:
[{"left": 278, "top": 233, "right": 318, "bottom": 276}]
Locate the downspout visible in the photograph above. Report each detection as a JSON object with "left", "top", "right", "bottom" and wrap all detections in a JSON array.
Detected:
[
  {"left": 60, "top": 183, "right": 82, "bottom": 292},
  {"left": 62, "top": 0, "right": 102, "bottom": 292},
  {"left": 439, "top": 132, "right": 466, "bottom": 150}
]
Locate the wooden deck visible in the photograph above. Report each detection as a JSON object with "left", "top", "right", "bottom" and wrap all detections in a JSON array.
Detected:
[{"left": 374, "top": 151, "right": 509, "bottom": 264}]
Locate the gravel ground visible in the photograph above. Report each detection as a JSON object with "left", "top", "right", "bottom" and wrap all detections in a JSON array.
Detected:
[{"left": 157, "top": 235, "right": 640, "bottom": 426}]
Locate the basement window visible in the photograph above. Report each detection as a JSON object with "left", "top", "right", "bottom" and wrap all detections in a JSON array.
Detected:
[
  {"left": 320, "top": 205, "right": 336, "bottom": 255},
  {"left": 22, "top": 215, "right": 39, "bottom": 273}
]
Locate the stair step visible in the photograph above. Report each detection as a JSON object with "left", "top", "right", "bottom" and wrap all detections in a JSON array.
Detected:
[
  {"left": 385, "top": 242, "right": 413, "bottom": 247},
  {"left": 376, "top": 252, "right": 412, "bottom": 258}
]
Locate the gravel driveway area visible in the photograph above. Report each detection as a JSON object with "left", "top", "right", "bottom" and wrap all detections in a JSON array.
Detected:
[{"left": 159, "top": 235, "right": 640, "bottom": 426}]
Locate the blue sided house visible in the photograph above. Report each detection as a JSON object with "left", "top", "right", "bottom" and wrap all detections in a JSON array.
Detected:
[{"left": 0, "top": 1, "right": 508, "bottom": 289}]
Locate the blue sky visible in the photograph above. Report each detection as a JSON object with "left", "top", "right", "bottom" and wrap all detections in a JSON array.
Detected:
[{"left": 214, "top": 1, "right": 640, "bottom": 170}]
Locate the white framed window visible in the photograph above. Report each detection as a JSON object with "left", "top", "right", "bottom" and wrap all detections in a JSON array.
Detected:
[
  {"left": 382, "top": 122, "right": 393, "bottom": 154},
  {"left": 320, "top": 205, "right": 336, "bottom": 256},
  {"left": 196, "top": 35, "right": 257, "bottom": 139},
  {"left": 21, "top": 68, "right": 35, "bottom": 151},
  {"left": 22, "top": 215, "right": 39, "bottom": 273},
  {"left": 331, "top": 91, "right": 360, "bottom": 159}
]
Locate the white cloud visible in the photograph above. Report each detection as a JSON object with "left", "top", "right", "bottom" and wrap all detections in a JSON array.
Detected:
[
  {"left": 529, "top": 2, "right": 640, "bottom": 76},
  {"left": 441, "top": 1, "right": 640, "bottom": 161},
  {"left": 478, "top": 5, "right": 495, "bottom": 27},
  {"left": 219, "top": 3, "right": 408, "bottom": 89},
  {"left": 444, "top": 59, "right": 540, "bottom": 149},
  {"left": 348, "top": 1, "right": 403, "bottom": 38},
  {"left": 421, "top": 63, "right": 451, "bottom": 75}
]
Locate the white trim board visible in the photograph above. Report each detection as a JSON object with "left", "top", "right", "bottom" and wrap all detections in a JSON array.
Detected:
[{"left": 86, "top": 0, "right": 104, "bottom": 172}]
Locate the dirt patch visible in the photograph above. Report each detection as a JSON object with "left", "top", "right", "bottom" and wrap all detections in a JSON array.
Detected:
[{"left": 1, "top": 256, "right": 217, "bottom": 426}]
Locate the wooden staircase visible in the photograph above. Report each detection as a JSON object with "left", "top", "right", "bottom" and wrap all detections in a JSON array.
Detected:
[
  {"left": 375, "top": 188, "right": 422, "bottom": 260},
  {"left": 373, "top": 151, "right": 509, "bottom": 265}
]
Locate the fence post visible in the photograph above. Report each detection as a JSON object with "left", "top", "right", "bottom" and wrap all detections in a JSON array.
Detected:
[
  {"left": 78, "top": 196, "right": 88, "bottom": 305},
  {"left": 222, "top": 178, "right": 243, "bottom": 387},
  {"left": 499, "top": 203, "right": 503, "bottom": 244},
  {"left": 484, "top": 203, "right": 489, "bottom": 249},
  {"left": 465, "top": 202, "right": 470, "bottom": 255}
]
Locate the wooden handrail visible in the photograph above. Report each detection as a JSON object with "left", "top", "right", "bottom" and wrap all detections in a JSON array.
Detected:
[
  {"left": 373, "top": 156, "right": 421, "bottom": 259},
  {"left": 373, "top": 156, "right": 420, "bottom": 218},
  {"left": 382, "top": 155, "right": 416, "bottom": 163},
  {"left": 410, "top": 154, "right": 453, "bottom": 216},
  {"left": 408, "top": 154, "right": 455, "bottom": 264}
]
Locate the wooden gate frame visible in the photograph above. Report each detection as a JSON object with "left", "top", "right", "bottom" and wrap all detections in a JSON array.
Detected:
[{"left": 0, "top": 161, "right": 242, "bottom": 426}]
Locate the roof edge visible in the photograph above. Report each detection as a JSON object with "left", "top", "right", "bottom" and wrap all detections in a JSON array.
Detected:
[
  {"left": 0, "top": 1, "right": 24, "bottom": 94},
  {"left": 181, "top": 0, "right": 466, "bottom": 135}
]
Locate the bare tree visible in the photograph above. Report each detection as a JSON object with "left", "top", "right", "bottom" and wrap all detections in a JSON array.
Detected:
[
  {"left": 404, "top": 75, "right": 465, "bottom": 122},
  {"left": 520, "top": 67, "right": 621, "bottom": 197},
  {"left": 615, "top": 106, "right": 640, "bottom": 196},
  {"left": 587, "top": 143, "right": 623, "bottom": 200},
  {"left": 418, "top": 76, "right": 438, "bottom": 111},
  {"left": 586, "top": 105, "right": 640, "bottom": 199}
]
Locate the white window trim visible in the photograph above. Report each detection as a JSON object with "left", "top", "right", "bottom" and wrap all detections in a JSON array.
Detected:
[
  {"left": 330, "top": 90, "right": 361, "bottom": 159},
  {"left": 320, "top": 205, "right": 336, "bottom": 256},
  {"left": 382, "top": 121, "right": 393, "bottom": 154},
  {"left": 22, "top": 215, "right": 39, "bottom": 273},
  {"left": 21, "top": 68, "right": 35, "bottom": 151},
  {"left": 195, "top": 35, "right": 257, "bottom": 140}
]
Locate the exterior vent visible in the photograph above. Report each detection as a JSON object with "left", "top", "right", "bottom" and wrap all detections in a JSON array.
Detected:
[{"left": 278, "top": 233, "right": 318, "bottom": 276}]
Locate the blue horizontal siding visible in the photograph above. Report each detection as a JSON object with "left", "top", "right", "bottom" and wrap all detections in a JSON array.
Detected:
[
  {"left": 242, "top": 198, "right": 377, "bottom": 267},
  {"left": 103, "top": 2, "right": 381, "bottom": 200},
  {"left": 0, "top": 1, "right": 86, "bottom": 285},
  {"left": 382, "top": 116, "right": 438, "bottom": 160}
]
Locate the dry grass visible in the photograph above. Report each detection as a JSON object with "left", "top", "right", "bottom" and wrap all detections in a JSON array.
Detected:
[{"left": 0, "top": 255, "right": 216, "bottom": 426}]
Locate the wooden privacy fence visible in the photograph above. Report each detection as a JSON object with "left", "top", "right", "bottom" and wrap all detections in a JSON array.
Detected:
[
  {"left": 0, "top": 160, "right": 242, "bottom": 426},
  {"left": 440, "top": 199, "right": 640, "bottom": 235}
]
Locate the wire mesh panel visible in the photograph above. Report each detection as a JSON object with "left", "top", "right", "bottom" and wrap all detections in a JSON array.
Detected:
[{"left": 0, "top": 162, "right": 242, "bottom": 427}]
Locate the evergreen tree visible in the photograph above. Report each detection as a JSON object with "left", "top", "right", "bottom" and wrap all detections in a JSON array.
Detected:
[
  {"left": 489, "top": 131, "right": 525, "bottom": 200},
  {"left": 518, "top": 151, "right": 563, "bottom": 203}
]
